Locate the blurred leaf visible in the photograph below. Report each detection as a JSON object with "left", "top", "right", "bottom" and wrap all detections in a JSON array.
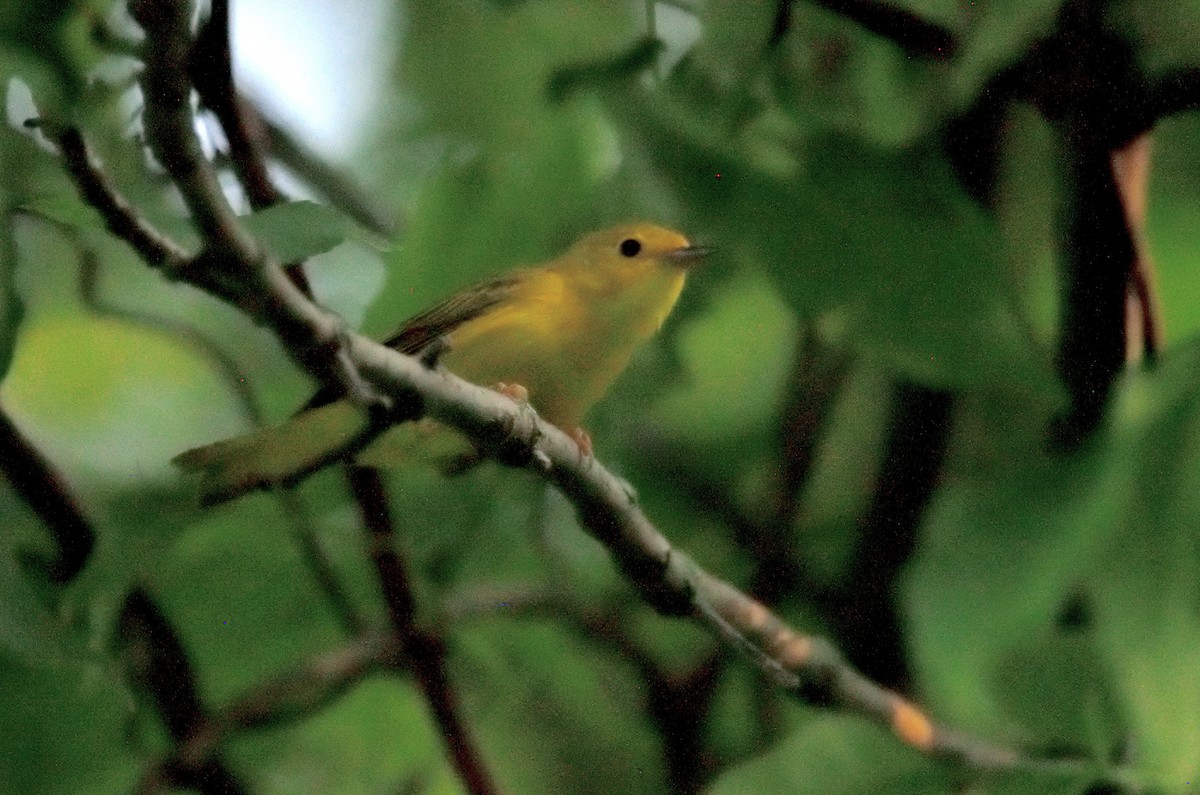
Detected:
[
  {"left": 0, "top": 652, "right": 139, "bottom": 794},
  {"left": 910, "top": 338, "right": 1200, "bottom": 787},
  {"left": 0, "top": 183, "right": 22, "bottom": 379},
  {"left": 1109, "top": 0, "right": 1200, "bottom": 75},
  {"left": 2, "top": 311, "right": 246, "bottom": 481},
  {"left": 707, "top": 716, "right": 949, "bottom": 794},
  {"left": 151, "top": 497, "right": 349, "bottom": 703},
  {"left": 768, "top": 6, "right": 952, "bottom": 147},
  {"left": 697, "top": 0, "right": 779, "bottom": 90},
  {"left": 229, "top": 676, "right": 449, "bottom": 795},
  {"left": 656, "top": 270, "right": 796, "bottom": 442},
  {"left": 242, "top": 200, "right": 353, "bottom": 264},
  {"left": 400, "top": 0, "right": 632, "bottom": 148},
  {"left": 462, "top": 620, "right": 665, "bottom": 795},
  {"left": 951, "top": 0, "right": 1065, "bottom": 104},
  {"left": 906, "top": 426, "right": 1129, "bottom": 731},
  {"left": 1086, "top": 341, "right": 1200, "bottom": 788},
  {"left": 614, "top": 88, "right": 1053, "bottom": 391}
]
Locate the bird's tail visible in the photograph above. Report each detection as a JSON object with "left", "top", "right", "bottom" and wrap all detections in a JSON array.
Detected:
[{"left": 173, "top": 400, "right": 371, "bottom": 505}]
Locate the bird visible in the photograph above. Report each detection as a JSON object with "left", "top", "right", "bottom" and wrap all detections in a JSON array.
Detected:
[{"left": 174, "top": 222, "right": 708, "bottom": 504}]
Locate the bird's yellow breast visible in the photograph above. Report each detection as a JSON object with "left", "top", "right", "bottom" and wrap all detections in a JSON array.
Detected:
[{"left": 443, "top": 264, "right": 685, "bottom": 429}]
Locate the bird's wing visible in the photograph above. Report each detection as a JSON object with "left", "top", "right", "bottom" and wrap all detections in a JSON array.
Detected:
[
  {"left": 382, "top": 273, "right": 524, "bottom": 355},
  {"left": 302, "top": 273, "right": 524, "bottom": 411}
]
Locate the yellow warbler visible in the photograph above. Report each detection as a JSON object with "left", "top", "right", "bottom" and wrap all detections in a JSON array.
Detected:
[{"left": 174, "top": 222, "right": 708, "bottom": 504}]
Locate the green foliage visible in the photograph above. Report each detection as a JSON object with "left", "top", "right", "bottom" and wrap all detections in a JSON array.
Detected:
[
  {"left": 4, "top": 0, "right": 1200, "bottom": 793},
  {"left": 241, "top": 201, "right": 353, "bottom": 264}
]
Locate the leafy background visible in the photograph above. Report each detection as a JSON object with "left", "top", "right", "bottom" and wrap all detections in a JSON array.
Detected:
[{"left": 3, "top": 0, "right": 1200, "bottom": 792}]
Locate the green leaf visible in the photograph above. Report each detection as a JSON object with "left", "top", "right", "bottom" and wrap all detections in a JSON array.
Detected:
[
  {"left": 708, "top": 716, "right": 950, "bottom": 794},
  {"left": 906, "top": 425, "right": 1131, "bottom": 731},
  {"left": 0, "top": 653, "right": 139, "bottom": 794},
  {"left": 400, "top": 0, "right": 632, "bottom": 148},
  {"left": 242, "top": 200, "right": 353, "bottom": 264},
  {"left": 909, "top": 339, "right": 1200, "bottom": 787},
  {"left": 1086, "top": 341, "right": 1200, "bottom": 788},
  {"left": 698, "top": 0, "right": 780, "bottom": 89},
  {"left": 1109, "top": 0, "right": 1200, "bottom": 76}
]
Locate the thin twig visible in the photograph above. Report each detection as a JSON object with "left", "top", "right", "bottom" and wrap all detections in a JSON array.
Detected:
[
  {"left": 165, "top": 630, "right": 399, "bottom": 773},
  {"left": 347, "top": 466, "right": 500, "bottom": 795},
  {"left": 1111, "top": 134, "right": 1162, "bottom": 362},
  {"left": 56, "top": 127, "right": 191, "bottom": 270},
  {"left": 189, "top": 0, "right": 281, "bottom": 211}
]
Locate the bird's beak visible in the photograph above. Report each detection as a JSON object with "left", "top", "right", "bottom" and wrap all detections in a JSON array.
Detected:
[{"left": 666, "top": 245, "right": 712, "bottom": 268}]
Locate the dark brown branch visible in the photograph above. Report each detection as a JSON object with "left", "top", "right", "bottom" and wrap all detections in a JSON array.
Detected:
[
  {"left": 1149, "top": 67, "right": 1200, "bottom": 121},
  {"left": 189, "top": 0, "right": 281, "bottom": 211},
  {"left": 189, "top": 0, "right": 311, "bottom": 293},
  {"left": 347, "top": 466, "right": 500, "bottom": 795},
  {"left": 646, "top": 652, "right": 724, "bottom": 794},
  {"left": 830, "top": 383, "right": 954, "bottom": 691},
  {"left": 757, "top": 329, "right": 851, "bottom": 603},
  {"left": 55, "top": 127, "right": 191, "bottom": 270},
  {"left": 0, "top": 404, "right": 94, "bottom": 583},
  {"left": 121, "top": 587, "right": 249, "bottom": 795},
  {"left": 1052, "top": 139, "right": 1136, "bottom": 448},
  {"left": 808, "top": 0, "right": 957, "bottom": 59},
  {"left": 190, "top": 0, "right": 399, "bottom": 240}
]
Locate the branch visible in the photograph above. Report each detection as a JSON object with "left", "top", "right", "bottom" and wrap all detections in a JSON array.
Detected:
[
  {"left": 347, "top": 466, "right": 500, "bottom": 795},
  {"left": 129, "top": 0, "right": 383, "bottom": 410},
  {"left": 1149, "top": 67, "right": 1200, "bottom": 121},
  {"left": 190, "top": 0, "right": 400, "bottom": 239},
  {"left": 188, "top": 0, "right": 311, "bottom": 293},
  {"left": 808, "top": 0, "right": 957, "bottom": 59},
  {"left": 0, "top": 404, "right": 94, "bottom": 583},
  {"left": 121, "top": 588, "right": 249, "bottom": 795},
  {"left": 189, "top": 0, "right": 281, "bottom": 211},
  {"left": 160, "top": 631, "right": 399, "bottom": 774},
  {"left": 55, "top": 126, "right": 191, "bottom": 270},
  {"left": 830, "top": 383, "right": 954, "bottom": 691}
]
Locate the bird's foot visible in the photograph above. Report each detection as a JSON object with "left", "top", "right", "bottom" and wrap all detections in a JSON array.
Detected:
[
  {"left": 492, "top": 382, "right": 530, "bottom": 404},
  {"left": 569, "top": 426, "right": 593, "bottom": 460}
]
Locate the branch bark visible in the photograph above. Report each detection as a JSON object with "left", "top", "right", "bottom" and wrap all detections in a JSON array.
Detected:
[
  {"left": 0, "top": 404, "right": 94, "bottom": 583},
  {"left": 348, "top": 466, "right": 500, "bottom": 795}
]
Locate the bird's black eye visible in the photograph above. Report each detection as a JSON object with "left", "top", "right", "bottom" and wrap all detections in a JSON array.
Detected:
[{"left": 619, "top": 238, "right": 642, "bottom": 258}]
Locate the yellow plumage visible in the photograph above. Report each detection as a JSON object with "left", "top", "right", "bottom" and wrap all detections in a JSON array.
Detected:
[{"left": 174, "top": 222, "right": 706, "bottom": 504}]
